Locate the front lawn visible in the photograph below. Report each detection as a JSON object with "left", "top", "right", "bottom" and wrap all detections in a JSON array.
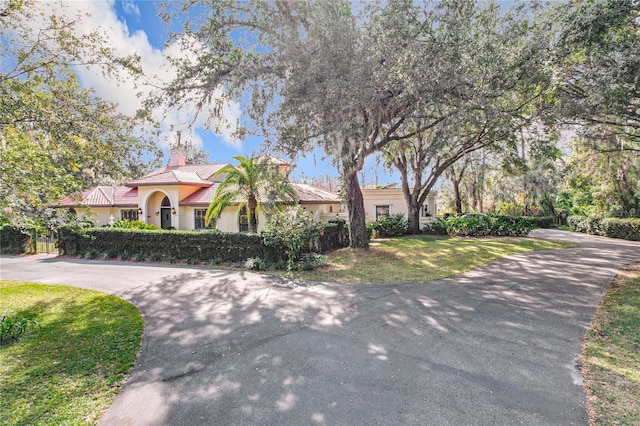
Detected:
[
  {"left": 583, "top": 263, "right": 640, "bottom": 425},
  {"left": 283, "top": 235, "right": 573, "bottom": 284},
  {"left": 0, "top": 281, "right": 143, "bottom": 426}
]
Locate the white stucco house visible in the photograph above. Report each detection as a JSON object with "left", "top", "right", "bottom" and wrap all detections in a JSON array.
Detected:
[
  {"left": 55, "top": 152, "right": 436, "bottom": 232},
  {"left": 361, "top": 187, "right": 438, "bottom": 229}
]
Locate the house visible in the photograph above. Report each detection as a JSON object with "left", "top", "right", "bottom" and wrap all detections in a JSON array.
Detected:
[
  {"left": 55, "top": 151, "right": 437, "bottom": 232},
  {"left": 361, "top": 187, "right": 438, "bottom": 229},
  {"left": 55, "top": 151, "right": 343, "bottom": 232}
]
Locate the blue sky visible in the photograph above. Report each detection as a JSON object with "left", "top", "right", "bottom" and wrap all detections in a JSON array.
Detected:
[{"left": 44, "top": 0, "right": 400, "bottom": 186}]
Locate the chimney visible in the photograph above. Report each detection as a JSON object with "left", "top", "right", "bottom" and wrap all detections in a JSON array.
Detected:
[{"left": 169, "top": 150, "right": 185, "bottom": 167}]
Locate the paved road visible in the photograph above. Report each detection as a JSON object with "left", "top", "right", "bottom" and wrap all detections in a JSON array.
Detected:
[{"left": 1, "top": 230, "right": 639, "bottom": 425}]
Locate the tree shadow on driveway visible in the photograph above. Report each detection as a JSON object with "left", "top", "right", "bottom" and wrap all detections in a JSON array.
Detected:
[{"left": 98, "top": 233, "right": 640, "bottom": 426}]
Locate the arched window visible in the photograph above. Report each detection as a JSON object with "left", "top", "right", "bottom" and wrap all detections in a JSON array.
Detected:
[{"left": 161, "top": 196, "right": 171, "bottom": 207}]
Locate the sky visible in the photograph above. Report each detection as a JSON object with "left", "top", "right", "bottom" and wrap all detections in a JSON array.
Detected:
[{"left": 33, "top": 0, "right": 400, "bottom": 186}]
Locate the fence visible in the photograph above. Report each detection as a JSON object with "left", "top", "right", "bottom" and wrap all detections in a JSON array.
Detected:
[{"left": 35, "top": 230, "right": 57, "bottom": 254}]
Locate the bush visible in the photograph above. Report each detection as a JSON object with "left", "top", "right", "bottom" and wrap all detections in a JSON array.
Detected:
[
  {"left": 567, "top": 216, "right": 640, "bottom": 241},
  {"left": 600, "top": 218, "right": 640, "bottom": 241},
  {"left": 319, "top": 219, "right": 349, "bottom": 252},
  {"left": 423, "top": 215, "right": 537, "bottom": 237},
  {"left": 58, "top": 226, "right": 270, "bottom": 264},
  {"left": 422, "top": 219, "right": 447, "bottom": 235},
  {"left": 262, "top": 206, "right": 323, "bottom": 270},
  {"left": 0, "top": 314, "right": 39, "bottom": 346},
  {"left": 366, "top": 221, "right": 376, "bottom": 241},
  {"left": 489, "top": 215, "right": 537, "bottom": 237},
  {"left": 113, "top": 219, "right": 158, "bottom": 230},
  {"left": 295, "top": 253, "right": 328, "bottom": 271},
  {"left": 0, "top": 225, "right": 30, "bottom": 254},
  {"left": 445, "top": 216, "right": 490, "bottom": 237},
  {"left": 567, "top": 215, "right": 588, "bottom": 233},
  {"left": 527, "top": 216, "right": 555, "bottom": 229},
  {"left": 244, "top": 257, "right": 264, "bottom": 271},
  {"left": 371, "top": 213, "right": 409, "bottom": 237}
]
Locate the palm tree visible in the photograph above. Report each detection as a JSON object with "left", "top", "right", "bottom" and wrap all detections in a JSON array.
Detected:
[{"left": 205, "top": 154, "right": 298, "bottom": 233}]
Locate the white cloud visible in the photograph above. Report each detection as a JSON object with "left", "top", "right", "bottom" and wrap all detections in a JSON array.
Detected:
[
  {"left": 121, "top": 0, "right": 140, "bottom": 18},
  {"left": 29, "top": 0, "right": 242, "bottom": 150}
]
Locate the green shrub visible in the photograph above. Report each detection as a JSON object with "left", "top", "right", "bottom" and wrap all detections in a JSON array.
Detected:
[
  {"left": 113, "top": 219, "right": 158, "bottom": 230},
  {"left": 489, "top": 215, "right": 536, "bottom": 237},
  {"left": 372, "top": 213, "right": 409, "bottom": 237},
  {"left": 0, "top": 314, "right": 39, "bottom": 345},
  {"left": 567, "top": 215, "right": 588, "bottom": 233},
  {"left": 0, "top": 225, "right": 30, "bottom": 254},
  {"left": 319, "top": 219, "right": 349, "bottom": 251},
  {"left": 598, "top": 218, "right": 640, "bottom": 241},
  {"left": 586, "top": 216, "right": 604, "bottom": 236},
  {"left": 262, "top": 206, "right": 323, "bottom": 270},
  {"left": 427, "top": 215, "right": 536, "bottom": 237},
  {"left": 244, "top": 257, "right": 264, "bottom": 270},
  {"left": 445, "top": 216, "right": 491, "bottom": 237},
  {"left": 58, "top": 226, "right": 269, "bottom": 264},
  {"left": 295, "top": 253, "right": 328, "bottom": 271},
  {"left": 366, "top": 221, "right": 376, "bottom": 241},
  {"left": 422, "top": 219, "right": 447, "bottom": 235},
  {"left": 567, "top": 216, "right": 640, "bottom": 241},
  {"left": 527, "top": 216, "right": 555, "bottom": 229}
]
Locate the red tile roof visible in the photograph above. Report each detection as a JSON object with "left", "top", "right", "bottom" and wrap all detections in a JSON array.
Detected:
[
  {"left": 291, "top": 183, "right": 340, "bottom": 204},
  {"left": 53, "top": 166, "right": 340, "bottom": 209},
  {"left": 54, "top": 186, "right": 138, "bottom": 207},
  {"left": 125, "top": 164, "right": 227, "bottom": 187},
  {"left": 180, "top": 184, "right": 220, "bottom": 206},
  {"left": 179, "top": 182, "right": 339, "bottom": 206}
]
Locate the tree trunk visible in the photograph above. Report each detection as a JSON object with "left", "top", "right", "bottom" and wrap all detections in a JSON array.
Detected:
[
  {"left": 248, "top": 195, "right": 258, "bottom": 233},
  {"left": 345, "top": 171, "right": 369, "bottom": 248},
  {"left": 452, "top": 179, "right": 463, "bottom": 214},
  {"left": 408, "top": 197, "right": 421, "bottom": 234}
]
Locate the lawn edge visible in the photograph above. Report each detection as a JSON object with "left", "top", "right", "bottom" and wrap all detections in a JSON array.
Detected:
[{"left": 581, "top": 262, "right": 640, "bottom": 426}]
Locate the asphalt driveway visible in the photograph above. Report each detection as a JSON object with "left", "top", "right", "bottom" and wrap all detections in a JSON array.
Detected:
[{"left": 1, "top": 229, "right": 639, "bottom": 425}]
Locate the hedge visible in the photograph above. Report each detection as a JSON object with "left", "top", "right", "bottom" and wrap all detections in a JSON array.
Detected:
[
  {"left": 527, "top": 216, "right": 555, "bottom": 229},
  {"left": 423, "top": 215, "right": 537, "bottom": 237},
  {"left": 567, "top": 215, "right": 640, "bottom": 241},
  {"left": 317, "top": 219, "right": 349, "bottom": 252},
  {"left": 57, "top": 221, "right": 349, "bottom": 265},
  {"left": 0, "top": 226, "right": 30, "bottom": 254}
]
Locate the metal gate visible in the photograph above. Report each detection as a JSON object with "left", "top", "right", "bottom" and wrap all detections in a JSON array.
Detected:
[{"left": 35, "top": 230, "right": 57, "bottom": 254}]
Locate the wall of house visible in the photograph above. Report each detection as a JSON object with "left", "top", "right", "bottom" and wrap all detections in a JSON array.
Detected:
[
  {"left": 361, "top": 189, "right": 437, "bottom": 222},
  {"left": 72, "top": 207, "right": 117, "bottom": 227},
  {"left": 301, "top": 203, "right": 343, "bottom": 223},
  {"left": 175, "top": 203, "right": 344, "bottom": 233}
]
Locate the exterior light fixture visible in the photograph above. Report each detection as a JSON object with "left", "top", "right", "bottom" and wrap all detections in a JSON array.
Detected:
[
  {"left": 137, "top": 208, "right": 143, "bottom": 215},
  {"left": 155, "top": 211, "right": 159, "bottom": 217},
  {"left": 171, "top": 208, "right": 176, "bottom": 215}
]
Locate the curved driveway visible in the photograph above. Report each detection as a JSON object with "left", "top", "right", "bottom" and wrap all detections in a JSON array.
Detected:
[{"left": 1, "top": 229, "right": 639, "bottom": 425}]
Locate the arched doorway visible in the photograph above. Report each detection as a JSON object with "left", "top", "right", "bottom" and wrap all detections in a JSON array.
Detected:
[{"left": 161, "top": 196, "right": 172, "bottom": 229}]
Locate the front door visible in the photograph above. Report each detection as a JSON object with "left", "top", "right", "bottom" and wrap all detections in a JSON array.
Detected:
[{"left": 161, "top": 208, "right": 172, "bottom": 229}]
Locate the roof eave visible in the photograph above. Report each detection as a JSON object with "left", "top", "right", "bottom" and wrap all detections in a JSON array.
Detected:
[{"left": 126, "top": 182, "right": 213, "bottom": 188}]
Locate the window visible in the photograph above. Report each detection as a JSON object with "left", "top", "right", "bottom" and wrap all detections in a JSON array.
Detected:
[
  {"left": 120, "top": 209, "right": 139, "bottom": 221},
  {"left": 422, "top": 204, "right": 430, "bottom": 217},
  {"left": 238, "top": 206, "right": 249, "bottom": 232},
  {"left": 194, "top": 209, "right": 213, "bottom": 230},
  {"left": 375, "top": 205, "right": 390, "bottom": 220}
]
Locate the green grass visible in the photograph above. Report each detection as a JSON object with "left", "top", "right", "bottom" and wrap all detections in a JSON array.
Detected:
[
  {"left": 583, "top": 264, "right": 640, "bottom": 425},
  {"left": 0, "top": 281, "right": 143, "bottom": 426},
  {"left": 277, "top": 235, "right": 573, "bottom": 284}
]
